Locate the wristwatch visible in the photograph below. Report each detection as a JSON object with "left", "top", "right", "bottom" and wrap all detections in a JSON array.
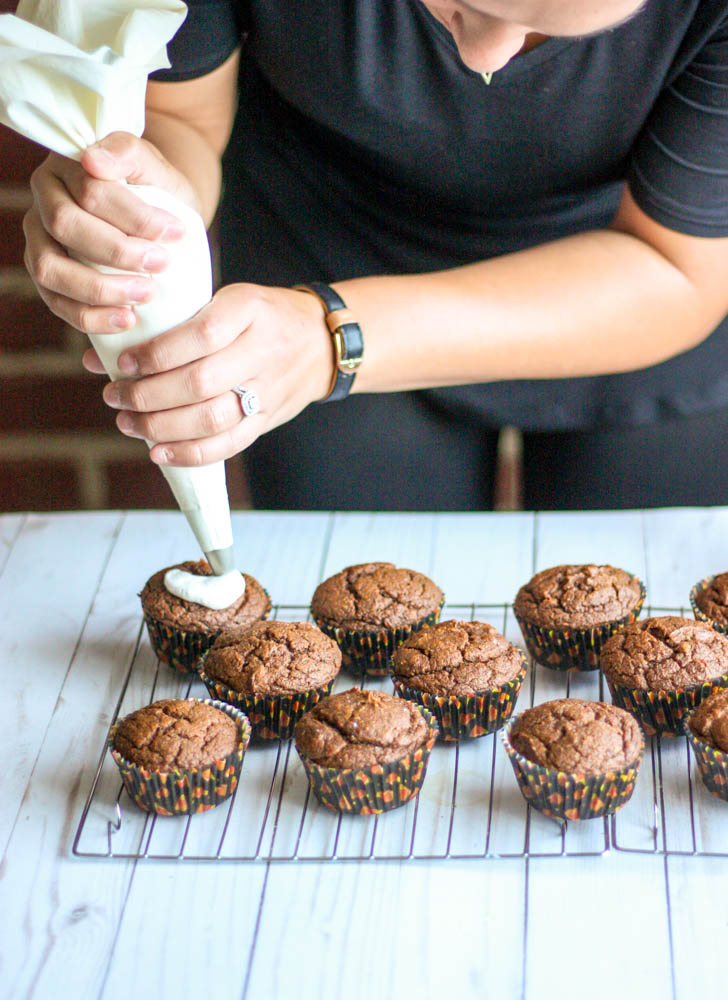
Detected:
[{"left": 295, "top": 281, "right": 364, "bottom": 402}]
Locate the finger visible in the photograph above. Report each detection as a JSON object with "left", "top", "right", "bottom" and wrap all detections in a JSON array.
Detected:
[
  {"left": 80, "top": 132, "right": 197, "bottom": 215},
  {"left": 103, "top": 332, "right": 259, "bottom": 411},
  {"left": 81, "top": 347, "right": 108, "bottom": 375},
  {"left": 32, "top": 168, "right": 174, "bottom": 275},
  {"left": 115, "top": 288, "right": 251, "bottom": 377},
  {"left": 32, "top": 281, "right": 137, "bottom": 335},
  {"left": 24, "top": 209, "right": 153, "bottom": 325},
  {"left": 147, "top": 414, "right": 263, "bottom": 467},
  {"left": 115, "top": 387, "right": 251, "bottom": 444}
]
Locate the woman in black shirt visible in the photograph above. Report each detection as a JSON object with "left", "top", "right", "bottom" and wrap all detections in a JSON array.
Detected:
[{"left": 22, "top": 0, "right": 728, "bottom": 509}]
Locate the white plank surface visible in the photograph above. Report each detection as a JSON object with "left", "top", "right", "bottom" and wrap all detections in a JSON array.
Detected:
[{"left": 2, "top": 508, "right": 728, "bottom": 1000}]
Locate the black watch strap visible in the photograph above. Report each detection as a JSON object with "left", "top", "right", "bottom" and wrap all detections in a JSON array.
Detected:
[{"left": 295, "top": 281, "right": 364, "bottom": 403}]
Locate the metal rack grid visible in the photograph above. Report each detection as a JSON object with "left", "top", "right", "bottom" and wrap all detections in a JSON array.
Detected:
[{"left": 72, "top": 603, "right": 728, "bottom": 862}]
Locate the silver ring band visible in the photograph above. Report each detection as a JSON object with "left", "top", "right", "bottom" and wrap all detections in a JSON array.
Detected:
[{"left": 232, "top": 385, "right": 260, "bottom": 418}]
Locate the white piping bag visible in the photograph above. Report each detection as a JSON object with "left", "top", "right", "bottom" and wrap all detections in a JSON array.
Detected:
[{"left": 0, "top": 0, "right": 236, "bottom": 574}]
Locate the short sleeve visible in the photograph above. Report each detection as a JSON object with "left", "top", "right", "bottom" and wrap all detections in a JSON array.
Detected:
[
  {"left": 628, "top": 16, "right": 728, "bottom": 236},
  {"left": 150, "top": 0, "right": 246, "bottom": 82}
]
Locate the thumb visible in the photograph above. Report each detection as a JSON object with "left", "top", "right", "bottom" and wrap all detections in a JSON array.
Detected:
[{"left": 81, "top": 132, "right": 195, "bottom": 207}]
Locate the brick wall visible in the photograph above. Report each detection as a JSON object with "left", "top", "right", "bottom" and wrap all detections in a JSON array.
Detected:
[{"left": 0, "top": 120, "right": 250, "bottom": 513}]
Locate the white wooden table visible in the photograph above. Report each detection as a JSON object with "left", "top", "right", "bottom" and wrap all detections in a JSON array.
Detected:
[{"left": 3, "top": 507, "right": 728, "bottom": 1000}]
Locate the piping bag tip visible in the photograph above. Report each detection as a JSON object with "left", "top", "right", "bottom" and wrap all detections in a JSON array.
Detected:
[{"left": 205, "top": 545, "right": 236, "bottom": 576}]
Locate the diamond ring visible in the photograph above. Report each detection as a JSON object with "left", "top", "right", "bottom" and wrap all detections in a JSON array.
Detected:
[{"left": 232, "top": 385, "right": 260, "bottom": 418}]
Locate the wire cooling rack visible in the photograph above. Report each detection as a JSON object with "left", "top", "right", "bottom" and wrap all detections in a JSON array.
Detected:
[{"left": 72, "top": 603, "right": 728, "bottom": 862}]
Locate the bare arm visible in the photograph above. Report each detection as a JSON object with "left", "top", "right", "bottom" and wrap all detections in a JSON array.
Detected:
[
  {"left": 337, "top": 186, "right": 728, "bottom": 392},
  {"left": 143, "top": 49, "right": 240, "bottom": 224}
]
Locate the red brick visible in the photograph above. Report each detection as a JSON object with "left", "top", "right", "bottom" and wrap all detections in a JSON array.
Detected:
[
  {"left": 0, "top": 295, "right": 67, "bottom": 351},
  {"left": 0, "top": 126, "right": 46, "bottom": 184},
  {"left": 0, "top": 208, "right": 27, "bottom": 268},
  {"left": 106, "top": 457, "right": 179, "bottom": 509},
  {"left": 0, "top": 1, "right": 18, "bottom": 11},
  {"left": 0, "top": 374, "right": 110, "bottom": 431},
  {"left": 0, "top": 458, "right": 82, "bottom": 511}
]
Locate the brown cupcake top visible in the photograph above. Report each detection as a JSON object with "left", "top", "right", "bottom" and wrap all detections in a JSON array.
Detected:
[
  {"left": 689, "top": 688, "right": 728, "bottom": 752},
  {"left": 202, "top": 620, "right": 341, "bottom": 695},
  {"left": 294, "top": 688, "right": 430, "bottom": 768},
  {"left": 510, "top": 698, "right": 642, "bottom": 775},
  {"left": 513, "top": 564, "right": 642, "bottom": 629},
  {"left": 310, "top": 562, "right": 443, "bottom": 631},
  {"left": 113, "top": 698, "right": 239, "bottom": 770},
  {"left": 140, "top": 559, "right": 271, "bottom": 633},
  {"left": 694, "top": 572, "right": 728, "bottom": 626},
  {"left": 392, "top": 619, "right": 524, "bottom": 695},
  {"left": 600, "top": 616, "right": 728, "bottom": 691}
]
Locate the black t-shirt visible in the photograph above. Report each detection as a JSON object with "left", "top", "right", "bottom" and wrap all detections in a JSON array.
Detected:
[{"left": 153, "top": 0, "right": 728, "bottom": 430}]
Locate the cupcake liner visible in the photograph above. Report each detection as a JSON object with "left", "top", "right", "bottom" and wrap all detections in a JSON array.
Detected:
[
  {"left": 143, "top": 592, "right": 271, "bottom": 675},
  {"left": 108, "top": 699, "right": 251, "bottom": 816},
  {"left": 501, "top": 715, "right": 644, "bottom": 821},
  {"left": 296, "top": 705, "right": 439, "bottom": 814},
  {"left": 514, "top": 579, "right": 646, "bottom": 672},
  {"left": 690, "top": 577, "right": 728, "bottom": 636},
  {"left": 683, "top": 715, "right": 728, "bottom": 803},
  {"left": 392, "top": 654, "right": 527, "bottom": 742},
  {"left": 198, "top": 661, "right": 335, "bottom": 741},
  {"left": 606, "top": 673, "right": 728, "bottom": 738},
  {"left": 313, "top": 599, "right": 445, "bottom": 678}
]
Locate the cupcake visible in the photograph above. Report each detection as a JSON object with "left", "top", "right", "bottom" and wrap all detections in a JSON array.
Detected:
[
  {"left": 690, "top": 572, "right": 728, "bottom": 634},
  {"left": 198, "top": 620, "right": 342, "bottom": 740},
  {"left": 140, "top": 559, "right": 271, "bottom": 674},
  {"left": 108, "top": 698, "right": 251, "bottom": 816},
  {"left": 600, "top": 616, "right": 728, "bottom": 737},
  {"left": 502, "top": 698, "right": 644, "bottom": 821},
  {"left": 391, "top": 619, "right": 527, "bottom": 741},
  {"left": 685, "top": 688, "right": 728, "bottom": 802},
  {"left": 294, "top": 687, "right": 438, "bottom": 814},
  {"left": 513, "top": 564, "right": 645, "bottom": 672},
  {"left": 310, "top": 561, "right": 444, "bottom": 676}
]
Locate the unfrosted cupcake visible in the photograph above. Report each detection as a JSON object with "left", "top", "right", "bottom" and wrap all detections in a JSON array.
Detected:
[
  {"left": 513, "top": 564, "right": 645, "bottom": 672},
  {"left": 502, "top": 698, "right": 644, "bottom": 821},
  {"left": 140, "top": 559, "right": 271, "bottom": 674},
  {"left": 198, "top": 620, "right": 341, "bottom": 739},
  {"left": 294, "top": 687, "right": 438, "bottom": 813},
  {"left": 391, "top": 619, "right": 527, "bottom": 741},
  {"left": 109, "top": 698, "right": 251, "bottom": 816},
  {"left": 690, "top": 572, "right": 728, "bottom": 635},
  {"left": 600, "top": 616, "right": 728, "bottom": 736},
  {"left": 310, "top": 562, "right": 444, "bottom": 677},
  {"left": 685, "top": 688, "right": 728, "bottom": 802}
]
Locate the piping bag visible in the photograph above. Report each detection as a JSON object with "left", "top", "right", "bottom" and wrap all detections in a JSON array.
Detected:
[{"left": 0, "top": 0, "right": 236, "bottom": 575}]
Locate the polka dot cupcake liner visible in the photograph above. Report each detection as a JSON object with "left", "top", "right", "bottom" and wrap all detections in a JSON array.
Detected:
[
  {"left": 313, "top": 600, "right": 445, "bottom": 678},
  {"left": 500, "top": 715, "right": 644, "bottom": 821},
  {"left": 108, "top": 699, "right": 251, "bottom": 817},
  {"left": 142, "top": 592, "right": 271, "bottom": 675},
  {"left": 605, "top": 673, "right": 728, "bottom": 738},
  {"left": 198, "top": 660, "right": 335, "bottom": 741},
  {"left": 514, "top": 579, "right": 646, "bottom": 672},
  {"left": 391, "top": 654, "right": 527, "bottom": 742},
  {"left": 689, "top": 577, "right": 728, "bottom": 636},
  {"left": 295, "top": 705, "right": 439, "bottom": 814},
  {"left": 683, "top": 714, "right": 728, "bottom": 803}
]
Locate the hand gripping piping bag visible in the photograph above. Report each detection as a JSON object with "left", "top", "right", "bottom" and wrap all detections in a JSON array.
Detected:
[{"left": 0, "top": 1, "right": 236, "bottom": 574}]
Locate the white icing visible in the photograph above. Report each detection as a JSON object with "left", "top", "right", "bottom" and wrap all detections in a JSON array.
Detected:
[{"left": 164, "top": 568, "right": 246, "bottom": 611}]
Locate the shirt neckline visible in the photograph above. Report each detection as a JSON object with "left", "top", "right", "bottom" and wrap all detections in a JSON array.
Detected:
[{"left": 414, "top": 2, "right": 576, "bottom": 83}]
